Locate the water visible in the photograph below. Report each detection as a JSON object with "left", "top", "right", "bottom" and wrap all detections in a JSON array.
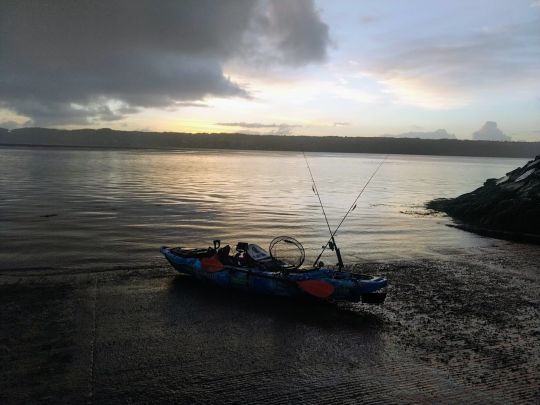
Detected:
[{"left": 0, "top": 146, "right": 529, "bottom": 269}]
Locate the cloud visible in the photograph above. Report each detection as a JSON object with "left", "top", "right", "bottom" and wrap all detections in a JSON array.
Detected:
[
  {"left": 360, "top": 19, "right": 540, "bottom": 108},
  {"left": 0, "top": 0, "right": 329, "bottom": 126},
  {"left": 0, "top": 120, "right": 21, "bottom": 130},
  {"left": 333, "top": 122, "right": 350, "bottom": 127},
  {"left": 382, "top": 129, "right": 456, "bottom": 140},
  {"left": 472, "top": 121, "right": 511, "bottom": 141},
  {"left": 173, "top": 102, "right": 210, "bottom": 108},
  {"left": 217, "top": 121, "right": 301, "bottom": 135},
  {"left": 270, "top": 124, "right": 299, "bottom": 136},
  {"left": 218, "top": 122, "right": 282, "bottom": 129},
  {"left": 243, "top": 0, "right": 330, "bottom": 66}
]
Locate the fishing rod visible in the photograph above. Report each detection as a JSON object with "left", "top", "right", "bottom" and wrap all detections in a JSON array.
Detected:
[
  {"left": 303, "top": 152, "right": 344, "bottom": 268},
  {"left": 309, "top": 154, "right": 388, "bottom": 268}
]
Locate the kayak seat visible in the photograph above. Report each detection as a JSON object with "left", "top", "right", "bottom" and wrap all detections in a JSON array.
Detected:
[
  {"left": 246, "top": 244, "right": 285, "bottom": 271},
  {"left": 247, "top": 244, "right": 272, "bottom": 262},
  {"left": 217, "top": 245, "right": 231, "bottom": 264}
]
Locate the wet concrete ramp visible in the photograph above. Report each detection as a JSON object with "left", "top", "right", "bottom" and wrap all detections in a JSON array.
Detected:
[{"left": 1, "top": 264, "right": 537, "bottom": 404}]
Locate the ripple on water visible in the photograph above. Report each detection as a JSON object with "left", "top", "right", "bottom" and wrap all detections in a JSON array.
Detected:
[{"left": 0, "top": 146, "right": 531, "bottom": 269}]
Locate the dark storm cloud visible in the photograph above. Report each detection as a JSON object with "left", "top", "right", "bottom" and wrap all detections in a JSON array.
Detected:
[
  {"left": 261, "top": 0, "right": 330, "bottom": 65},
  {"left": 173, "top": 102, "right": 210, "bottom": 108},
  {"left": 0, "top": 0, "right": 330, "bottom": 125},
  {"left": 240, "top": 0, "right": 330, "bottom": 67}
]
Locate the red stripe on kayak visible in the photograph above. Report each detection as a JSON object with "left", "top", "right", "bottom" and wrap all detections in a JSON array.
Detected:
[
  {"left": 297, "top": 280, "right": 335, "bottom": 299},
  {"left": 201, "top": 257, "right": 224, "bottom": 272}
]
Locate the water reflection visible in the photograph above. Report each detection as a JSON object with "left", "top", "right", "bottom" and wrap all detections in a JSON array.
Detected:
[{"left": 0, "top": 146, "right": 528, "bottom": 269}]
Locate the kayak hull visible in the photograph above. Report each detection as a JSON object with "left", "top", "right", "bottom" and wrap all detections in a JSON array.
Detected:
[{"left": 161, "top": 246, "right": 387, "bottom": 303}]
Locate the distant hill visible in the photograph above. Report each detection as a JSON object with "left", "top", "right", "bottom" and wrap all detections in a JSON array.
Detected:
[
  {"left": 381, "top": 128, "right": 457, "bottom": 140},
  {"left": 0, "top": 127, "right": 539, "bottom": 158}
]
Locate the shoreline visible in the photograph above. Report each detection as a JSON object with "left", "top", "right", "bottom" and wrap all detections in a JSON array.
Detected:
[
  {"left": 427, "top": 155, "right": 540, "bottom": 244},
  {"left": 0, "top": 142, "right": 534, "bottom": 162},
  {"left": 2, "top": 246, "right": 538, "bottom": 403},
  {"left": 2, "top": 127, "right": 539, "bottom": 158},
  {"left": 447, "top": 223, "right": 540, "bottom": 245}
]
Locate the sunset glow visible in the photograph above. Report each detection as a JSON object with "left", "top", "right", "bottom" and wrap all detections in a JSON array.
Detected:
[{"left": 1, "top": 0, "right": 539, "bottom": 140}]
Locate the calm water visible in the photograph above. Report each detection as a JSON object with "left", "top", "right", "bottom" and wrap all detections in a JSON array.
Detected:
[{"left": 0, "top": 146, "right": 529, "bottom": 269}]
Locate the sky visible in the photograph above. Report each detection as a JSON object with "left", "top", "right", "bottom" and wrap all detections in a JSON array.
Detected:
[{"left": 0, "top": 0, "right": 539, "bottom": 140}]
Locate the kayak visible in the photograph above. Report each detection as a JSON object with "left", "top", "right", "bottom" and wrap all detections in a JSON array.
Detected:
[{"left": 160, "top": 241, "right": 387, "bottom": 303}]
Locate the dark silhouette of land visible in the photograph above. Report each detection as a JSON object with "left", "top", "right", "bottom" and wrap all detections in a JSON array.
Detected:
[
  {"left": 428, "top": 156, "right": 540, "bottom": 243},
  {"left": 1, "top": 127, "right": 539, "bottom": 158}
]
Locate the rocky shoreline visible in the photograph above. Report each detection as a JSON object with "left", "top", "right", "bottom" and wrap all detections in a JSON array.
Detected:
[{"left": 427, "top": 155, "right": 540, "bottom": 243}]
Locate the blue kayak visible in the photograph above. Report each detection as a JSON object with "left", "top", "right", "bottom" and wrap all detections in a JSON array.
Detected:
[{"left": 160, "top": 243, "right": 387, "bottom": 303}]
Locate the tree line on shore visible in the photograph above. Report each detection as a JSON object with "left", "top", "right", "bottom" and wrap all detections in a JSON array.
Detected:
[{"left": 1, "top": 127, "right": 538, "bottom": 158}]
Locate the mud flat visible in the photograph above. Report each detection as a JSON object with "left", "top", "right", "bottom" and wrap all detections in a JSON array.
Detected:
[{"left": 1, "top": 243, "right": 538, "bottom": 404}]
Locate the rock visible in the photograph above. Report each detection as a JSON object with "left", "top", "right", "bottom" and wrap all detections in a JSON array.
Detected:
[{"left": 427, "top": 155, "right": 540, "bottom": 242}]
